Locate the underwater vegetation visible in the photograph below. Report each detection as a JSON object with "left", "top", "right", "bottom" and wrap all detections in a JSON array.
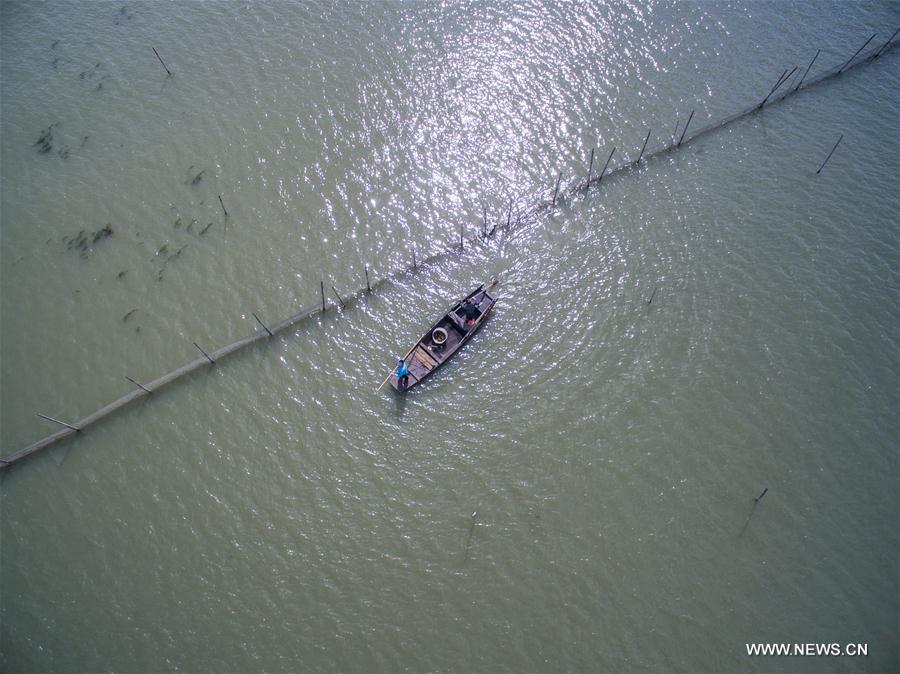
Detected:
[
  {"left": 154, "top": 243, "right": 188, "bottom": 281},
  {"left": 34, "top": 124, "right": 58, "bottom": 154},
  {"left": 34, "top": 123, "right": 76, "bottom": 159},
  {"left": 186, "top": 166, "right": 206, "bottom": 185},
  {"left": 63, "top": 224, "right": 113, "bottom": 258}
]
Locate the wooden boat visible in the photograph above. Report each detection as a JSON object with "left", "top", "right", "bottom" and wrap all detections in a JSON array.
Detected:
[{"left": 389, "top": 282, "right": 496, "bottom": 392}]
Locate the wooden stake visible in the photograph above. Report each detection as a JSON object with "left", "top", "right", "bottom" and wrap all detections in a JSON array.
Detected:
[
  {"left": 218, "top": 194, "right": 228, "bottom": 217},
  {"left": 776, "top": 66, "right": 797, "bottom": 99},
  {"left": 755, "top": 487, "right": 769, "bottom": 502},
  {"left": 37, "top": 413, "right": 80, "bottom": 432},
  {"left": 320, "top": 281, "right": 326, "bottom": 311},
  {"left": 125, "top": 375, "right": 151, "bottom": 393},
  {"left": 586, "top": 148, "right": 594, "bottom": 189},
  {"left": 365, "top": 266, "right": 371, "bottom": 292},
  {"left": 872, "top": 28, "right": 899, "bottom": 59},
  {"left": 507, "top": 199, "right": 512, "bottom": 228},
  {"left": 647, "top": 287, "right": 658, "bottom": 305},
  {"left": 839, "top": 33, "right": 876, "bottom": 72},
  {"left": 759, "top": 68, "right": 788, "bottom": 109},
  {"left": 151, "top": 47, "right": 172, "bottom": 77},
  {"left": 678, "top": 110, "right": 694, "bottom": 146},
  {"left": 252, "top": 312, "right": 273, "bottom": 336},
  {"left": 783, "top": 67, "right": 801, "bottom": 92},
  {"left": 193, "top": 341, "right": 215, "bottom": 364},
  {"left": 552, "top": 171, "right": 562, "bottom": 206},
  {"left": 638, "top": 128, "right": 651, "bottom": 163},
  {"left": 816, "top": 134, "right": 843, "bottom": 174},
  {"left": 794, "top": 49, "right": 820, "bottom": 91},
  {"left": 331, "top": 284, "right": 346, "bottom": 308},
  {"left": 599, "top": 147, "right": 616, "bottom": 182}
]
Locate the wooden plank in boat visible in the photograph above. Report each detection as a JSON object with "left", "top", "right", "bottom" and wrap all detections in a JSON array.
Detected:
[{"left": 413, "top": 345, "right": 438, "bottom": 370}]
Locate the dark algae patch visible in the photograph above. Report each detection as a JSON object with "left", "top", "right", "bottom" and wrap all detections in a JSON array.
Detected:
[
  {"left": 185, "top": 165, "right": 209, "bottom": 186},
  {"left": 34, "top": 123, "right": 75, "bottom": 159},
  {"left": 34, "top": 124, "right": 58, "bottom": 154},
  {"left": 64, "top": 224, "right": 113, "bottom": 257}
]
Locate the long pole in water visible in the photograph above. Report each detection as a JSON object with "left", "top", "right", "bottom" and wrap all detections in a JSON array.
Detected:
[
  {"left": 221, "top": 194, "right": 229, "bottom": 233},
  {"left": 759, "top": 68, "right": 788, "bottom": 109},
  {"left": 677, "top": 110, "right": 694, "bottom": 146},
  {"left": 772, "top": 66, "right": 797, "bottom": 101},
  {"left": 193, "top": 341, "right": 215, "bottom": 364},
  {"left": 125, "top": 375, "right": 152, "bottom": 393},
  {"left": 252, "top": 312, "right": 273, "bottom": 336},
  {"left": 763, "top": 66, "right": 798, "bottom": 107},
  {"left": 794, "top": 49, "right": 821, "bottom": 91},
  {"left": 37, "top": 413, "right": 80, "bottom": 432},
  {"left": 331, "top": 285, "right": 346, "bottom": 308},
  {"left": 872, "top": 28, "right": 899, "bottom": 59},
  {"left": 151, "top": 47, "right": 172, "bottom": 77},
  {"left": 585, "top": 148, "right": 594, "bottom": 190},
  {"left": 599, "top": 147, "right": 616, "bottom": 182},
  {"left": 638, "top": 128, "right": 651, "bottom": 163},
  {"left": 783, "top": 67, "right": 801, "bottom": 92},
  {"left": 839, "top": 33, "right": 876, "bottom": 72},
  {"left": 552, "top": 171, "right": 562, "bottom": 206},
  {"left": 816, "top": 134, "right": 843, "bottom": 174}
]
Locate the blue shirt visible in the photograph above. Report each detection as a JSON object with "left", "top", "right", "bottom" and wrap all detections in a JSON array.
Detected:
[{"left": 396, "top": 361, "right": 409, "bottom": 377}]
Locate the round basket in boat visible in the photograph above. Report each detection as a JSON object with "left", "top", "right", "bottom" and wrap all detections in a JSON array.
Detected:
[{"left": 432, "top": 327, "right": 448, "bottom": 345}]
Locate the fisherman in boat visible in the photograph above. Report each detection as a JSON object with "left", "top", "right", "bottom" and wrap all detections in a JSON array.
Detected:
[
  {"left": 396, "top": 358, "right": 410, "bottom": 390},
  {"left": 460, "top": 298, "right": 480, "bottom": 329}
]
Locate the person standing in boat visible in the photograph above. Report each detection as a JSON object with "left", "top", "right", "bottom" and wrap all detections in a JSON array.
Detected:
[{"left": 395, "top": 358, "right": 410, "bottom": 390}]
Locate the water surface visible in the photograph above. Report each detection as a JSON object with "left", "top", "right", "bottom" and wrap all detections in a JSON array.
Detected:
[{"left": 1, "top": 1, "right": 898, "bottom": 672}]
